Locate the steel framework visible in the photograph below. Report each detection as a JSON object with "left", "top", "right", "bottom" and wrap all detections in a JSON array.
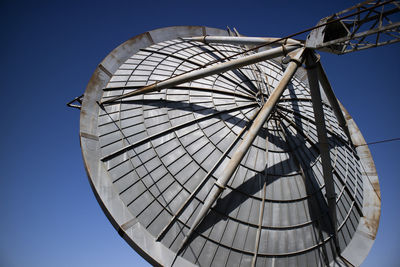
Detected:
[
  {"left": 306, "top": 0, "right": 400, "bottom": 54},
  {"left": 70, "top": 1, "right": 397, "bottom": 266}
]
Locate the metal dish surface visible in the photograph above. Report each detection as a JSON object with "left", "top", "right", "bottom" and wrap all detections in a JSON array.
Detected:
[{"left": 79, "top": 26, "right": 380, "bottom": 267}]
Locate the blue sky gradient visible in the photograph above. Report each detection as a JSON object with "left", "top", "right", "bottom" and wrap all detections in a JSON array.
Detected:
[{"left": 1, "top": 1, "right": 399, "bottom": 266}]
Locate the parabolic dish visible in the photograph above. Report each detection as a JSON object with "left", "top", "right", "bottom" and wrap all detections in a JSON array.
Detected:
[{"left": 79, "top": 26, "right": 381, "bottom": 266}]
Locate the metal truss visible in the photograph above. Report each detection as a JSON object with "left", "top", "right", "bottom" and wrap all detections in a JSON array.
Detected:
[
  {"left": 73, "top": 1, "right": 395, "bottom": 264},
  {"left": 306, "top": 0, "right": 400, "bottom": 54}
]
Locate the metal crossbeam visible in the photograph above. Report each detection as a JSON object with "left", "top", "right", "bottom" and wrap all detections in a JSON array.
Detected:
[
  {"left": 306, "top": 0, "right": 400, "bottom": 54},
  {"left": 305, "top": 50, "right": 339, "bottom": 252},
  {"left": 100, "top": 44, "right": 300, "bottom": 104},
  {"left": 315, "top": 60, "right": 352, "bottom": 144},
  {"left": 183, "top": 36, "right": 302, "bottom": 46},
  {"left": 155, "top": 109, "right": 260, "bottom": 242},
  {"left": 178, "top": 48, "right": 306, "bottom": 254}
]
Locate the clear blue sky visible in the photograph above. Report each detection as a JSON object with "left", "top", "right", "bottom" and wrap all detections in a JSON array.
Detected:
[{"left": 1, "top": 0, "right": 399, "bottom": 266}]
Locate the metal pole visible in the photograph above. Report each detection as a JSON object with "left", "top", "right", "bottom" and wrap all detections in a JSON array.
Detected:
[
  {"left": 183, "top": 36, "right": 302, "bottom": 46},
  {"left": 305, "top": 50, "right": 339, "bottom": 252},
  {"left": 251, "top": 137, "right": 268, "bottom": 267},
  {"left": 100, "top": 44, "right": 301, "bottom": 104},
  {"left": 178, "top": 47, "right": 306, "bottom": 253},
  {"left": 315, "top": 60, "right": 352, "bottom": 143}
]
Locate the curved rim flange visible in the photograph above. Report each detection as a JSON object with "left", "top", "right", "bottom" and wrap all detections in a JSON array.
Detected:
[{"left": 79, "top": 25, "right": 381, "bottom": 267}]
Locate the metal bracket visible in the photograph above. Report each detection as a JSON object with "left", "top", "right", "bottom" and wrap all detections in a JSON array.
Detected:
[{"left": 67, "top": 94, "right": 84, "bottom": 110}]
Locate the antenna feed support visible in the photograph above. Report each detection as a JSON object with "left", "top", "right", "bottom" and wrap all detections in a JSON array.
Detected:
[
  {"left": 304, "top": 50, "right": 321, "bottom": 69},
  {"left": 282, "top": 46, "right": 306, "bottom": 66}
]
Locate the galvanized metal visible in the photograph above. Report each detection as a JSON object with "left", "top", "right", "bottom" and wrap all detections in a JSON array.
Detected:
[
  {"left": 156, "top": 109, "right": 260, "bottom": 242},
  {"left": 67, "top": 94, "right": 83, "bottom": 109},
  {"left": 100, "top": 44, "right": 300, "bottom": 104},
  {"left": 77, "top": 26, "right": 381, "bottom": 267},
  {"left": 315, "top": 60, "right": 352, "bottom": 143},
  {"left": 305, "top": 50, "right": 339, "bottom": 252},
  {"left": 179, "top": 47, "right": 306, "bottom": 253},
  {"left": 183, "top": 36, "right": 302, "bottom": 46},
  {"left": 306, "top": 0, "right": 400, "bottom": 54}
]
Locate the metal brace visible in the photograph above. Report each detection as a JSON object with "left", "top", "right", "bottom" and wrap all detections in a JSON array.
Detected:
[{"left": 67, "top": 94, "right": 84, "bottom": 110}]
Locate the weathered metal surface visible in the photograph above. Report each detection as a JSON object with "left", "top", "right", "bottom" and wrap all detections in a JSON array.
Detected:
[
  {"left": 183, "top": 36, "right": 302, "bottom": 46},
  {"left": 79, "top": 26, "right": 380, "bottom": 267},
  {"left": 315, "top": 60, "right": 352, "bottom": 143},
  {"left": 179, "top": 47, "right": 305, "bottom": 253},
  {"left": 306, "top": 0, "right": 400, "bottom": 54},
  {"left": 101, "top": 44, "right": 300, "bottom": 104},
  {"left": 306, "top": 50, "right": 338, "bottom": 253},
  {"left": 337, "top": 103, "right": 381, "bottom": 267},
  {"left": 67, "top": 94, "right": 84, "bottom": 109}
]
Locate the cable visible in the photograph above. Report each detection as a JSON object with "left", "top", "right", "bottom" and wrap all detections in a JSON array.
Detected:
[
  {"left": 358, "top": 137, "right": 400, "bottom": 146},
  {"left": 199, "top": 0, "right": 393, "bottom": 66}
]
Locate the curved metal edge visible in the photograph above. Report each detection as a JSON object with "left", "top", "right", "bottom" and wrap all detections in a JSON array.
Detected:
[
  {"left": 79, "top": 25, "right": 381, "bottom": 266},
  {"left": 296, "top": 57, "right": 380, "bottom": 267},
  {"left": 334, "top": 102, "right": 381, "bottom": 267},
  {"left": 79, "top": 26, "right": 231, "bottom": 267}
]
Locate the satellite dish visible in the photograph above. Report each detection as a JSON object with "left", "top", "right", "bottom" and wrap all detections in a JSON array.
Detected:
[{"left": 77, "top": 25, "right": 381, "bottom": 266}]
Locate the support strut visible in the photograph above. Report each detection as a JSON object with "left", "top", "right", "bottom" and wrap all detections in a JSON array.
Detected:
[
  {"left": 101, "top": 44, "right": 300, "bottom": 104},
  {"left": 177, "top": 48, "right": 306, "bottom": 254},
  {"left": 305, "top": 49, "right": 339, "bottom": 253}
]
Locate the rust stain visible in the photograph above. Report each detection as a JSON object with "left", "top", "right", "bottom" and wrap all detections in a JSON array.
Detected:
[
  {"left": 372, "top": 180, "right": 381, "bottom": 198},
  {"left": 340, "top": 91, "right": 382, "bottom": 241},
  {"left": 364, "top": 207, "right": 381, "bottom": 238}
]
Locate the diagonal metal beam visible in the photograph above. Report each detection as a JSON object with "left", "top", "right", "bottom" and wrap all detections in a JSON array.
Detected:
[
  {"left": 155, "top": 109, "right": 260, "bottom": 242},
  {"left": 305, "top": 49, "right": 339, "bottom": 252},
  {"left": 183, "top": 36, "right": 303, "bottom": 46},
  {"left": 315, "top": 60, "right": 352, "bottom": 144},
  {"left": 177, "top": 48, "right": 306, "bottom": 254},
  {"left": 226, "top": 28, "right": 270, "bottom": 105},
  {"left": 276, "top": 109, "right": 364, "bottom": 216},
  {"left": 178, "top": 38, "right": 260, "bottom": 96},
  {"left": 100, "top": 44, "right": 301, "bottom": 104},
  {"left": 103, "top": 85, "right": 256, "bottom": 100},
  {"left": 305, "top": 0, "right": 400, "bottom": 54},
  {"left": 141, "top": 47, "right": 259, "bottom": 96},
  {"left": 275, "top": 105, "right": 350, "bottom": 148},
  {"left": 100, "top": 102, "right": 258, "bottom": 161}
]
